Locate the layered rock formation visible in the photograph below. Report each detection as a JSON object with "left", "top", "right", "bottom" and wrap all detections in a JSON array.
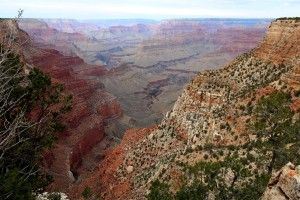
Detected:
[
  {"left": 76, "top": 19, "right": 300, "bottom": 199},
  {"left": 101, "top": 20, "right": 269, "bottom": 127},
  {"left": 25, "top": 48, "right": 124, "bottom": 191},
  {"left": 255, "top": 19, "right": 300, "bottom": 64}
]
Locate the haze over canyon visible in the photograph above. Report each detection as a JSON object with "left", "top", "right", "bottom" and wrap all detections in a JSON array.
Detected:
[{"left": 19, "top": 18, "right": 271, "bottom": 131}]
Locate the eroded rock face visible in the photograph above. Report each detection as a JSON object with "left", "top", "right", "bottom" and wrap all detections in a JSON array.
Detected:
[
  {"left": 18, "top": 19, "right": 87, "bottom": 53},
  {"left": 12, "top": 18, "right": 300, "bottom": 199},
  {"left": 260, "top": 163, "right": 300, "bottom": 200},
  {"left": 1, "top": 20, "right": 124, "bottom": 192}
]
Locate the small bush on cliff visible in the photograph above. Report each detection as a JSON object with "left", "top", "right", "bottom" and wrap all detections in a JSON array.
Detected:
[
  {"left": 82, "top": 186, "right": 93, "bottom": 199},
  {"left": 294, "top": 89, "right": 300, "bottom": 97},
  {"left": 147, "top": 180, "right": 172, "bottom": 200},
  {"left": 0, "top": 19, "right": 72, "bottom": 199}
]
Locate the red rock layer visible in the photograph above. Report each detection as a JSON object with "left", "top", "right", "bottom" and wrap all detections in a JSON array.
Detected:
[
  {"left": 24, "top": 47, "right": 122, "bottom": 191},
  {"left": 212, "top": 27, "right": 267, "bottom": 53},
  {"left": 254, "top": 20, "right": 300, "bottom": 64},
  {"left": 77, "top": 66, "right": 106, "bottom": 76},
  {"left": 70, "top": 126, "right": 157, "bottom": 199}
]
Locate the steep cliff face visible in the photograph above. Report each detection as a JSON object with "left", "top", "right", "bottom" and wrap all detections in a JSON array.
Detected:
[
  {"left": 82, "top": 19, "right": 300, "bottom": 200},
  {"left": 25, "top": 47, "right": 124, "bottom": 191},
  {"left": 255, "top": 19, "right": 300, "bottom": 64}
]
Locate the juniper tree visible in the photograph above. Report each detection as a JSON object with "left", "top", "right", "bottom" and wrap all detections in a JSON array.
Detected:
[
  {"left": 0, "top": 16, "right": 72, "bottom": 199},
  {"left": 252, "top": 91, "right": 300, "bottom": 174}
]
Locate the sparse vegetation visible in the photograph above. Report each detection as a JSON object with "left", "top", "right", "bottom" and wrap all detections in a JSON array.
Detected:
[
  {"left": 0, "top": 18, "right": 72, "bottom": 199},
  {"left": 276, "top": 17, "right": 300, "bottom": 21},
  {"left": 148, "top": 90, "right": 300, "bottom": 200}
]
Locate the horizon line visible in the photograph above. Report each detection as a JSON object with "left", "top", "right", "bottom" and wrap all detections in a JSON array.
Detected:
[{"left": 10, "top": 17, "right": 277, "bottom": 21}]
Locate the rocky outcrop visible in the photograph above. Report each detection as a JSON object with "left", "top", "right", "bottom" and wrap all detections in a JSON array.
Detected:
[
  {"left": 260, "top": 163, "right": 300, "bottom": 200},
  {"left": 96, "top": 98, "right": 123, "bottom": 119}
]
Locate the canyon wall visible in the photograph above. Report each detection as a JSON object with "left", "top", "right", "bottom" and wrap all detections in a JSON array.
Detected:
[
  {"left": 25, "top": 48, "right": 123, "bottom": 191},
  {"left": 2, "top": 20, "right": 126, "bottom": 192}
]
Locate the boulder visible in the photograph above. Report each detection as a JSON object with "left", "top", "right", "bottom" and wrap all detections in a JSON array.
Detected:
[{"left": 126, "top": 166, "right": 134, "bottom": 173}]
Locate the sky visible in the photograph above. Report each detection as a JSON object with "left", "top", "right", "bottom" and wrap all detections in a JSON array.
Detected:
[{"left": 0, "top": 0, "right": 300, "bottom": 19}]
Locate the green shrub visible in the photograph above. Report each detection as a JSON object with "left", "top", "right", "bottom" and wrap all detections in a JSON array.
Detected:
[{"left": 82, "top": 186, "right": 92, "bottom": 199}]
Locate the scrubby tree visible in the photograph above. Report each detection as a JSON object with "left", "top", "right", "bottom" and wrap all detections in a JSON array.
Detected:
[
  {"left": 0, "top": 17, "right": 72, "bottom": 199},
  {"left": 147, "top": 180, "right": 173, "bottom": 200}
]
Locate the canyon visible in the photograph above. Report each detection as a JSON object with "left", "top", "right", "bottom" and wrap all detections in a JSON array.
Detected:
[
  {"left": 19, "top": 18, "right": 270, "bottom": 129},
  {"left": 66, "top": 19, "right": 300, "bottom": 199},
  {"left": 6, "top": 17, "right": 300, "bottom": 199}
]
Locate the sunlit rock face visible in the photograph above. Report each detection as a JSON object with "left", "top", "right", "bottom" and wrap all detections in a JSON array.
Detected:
[
  {"left": 19, "top": 18, "right": 300, "bottom": 199},
  {"left": 255, "top": 19, "right": 300, "bottom": 64}
]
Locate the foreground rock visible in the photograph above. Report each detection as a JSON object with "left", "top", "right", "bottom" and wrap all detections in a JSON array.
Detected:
[{"left": 260, "top": 163, "right": 300, "bottom": 200}]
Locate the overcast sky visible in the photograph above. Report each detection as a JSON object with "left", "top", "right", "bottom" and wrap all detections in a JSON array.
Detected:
[{"left": 1, "top": 0, "right": 300, "bottom": 19}]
